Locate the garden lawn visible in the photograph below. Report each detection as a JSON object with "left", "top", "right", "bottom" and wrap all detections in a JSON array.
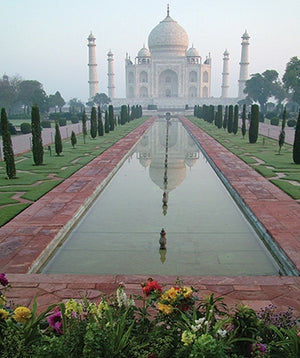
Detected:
[
  {"left": 188, "top": 117, "right": 300, "bottom": 200},
  {"left": 0, "top": 117, "right": 148, "bottom": 226}
]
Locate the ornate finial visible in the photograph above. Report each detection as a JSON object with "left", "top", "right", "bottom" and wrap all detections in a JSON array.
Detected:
[{"left": 167, "top": 3, "right": 169, "bottom": 16}]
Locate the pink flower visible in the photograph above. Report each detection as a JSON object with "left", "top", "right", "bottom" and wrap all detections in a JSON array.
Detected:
[
  {"left": 250, "top": 343, "right": 267, "bottom": 356},
  {"left": 0, "top": 273, "right": 9, "bottom": 287},
  {"left": 47, "top": 306, "right": 63, "bottom": 334}
]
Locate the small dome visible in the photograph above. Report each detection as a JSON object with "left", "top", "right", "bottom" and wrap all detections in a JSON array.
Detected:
[
  {"left": 186, "top": 45, "right": 199, "bottom": 57},
  {"left": 148, "top": 13, "right": 189, "bottom": 57},
  {"left": 223, "top": 49, "right": 229, "bottom": 56},
  {"left": 88, "top": 32, "right": 95, "bottom": 40},
  {"left": 138, "top": 45, "right": 150, "bottom": 58},
  {"left": 242, "top": 30, "right": 250, "bottom": 39},
  {"left": 107, "top": 49, "right": 113, "bottom": 56}
]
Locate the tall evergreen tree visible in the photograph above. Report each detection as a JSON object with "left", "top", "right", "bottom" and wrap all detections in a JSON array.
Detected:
[
  {"left": 54, "top": 119, "right": 63, "bottom": 156},
  {"left": 241, "top": 104, "right": 246, "bottom": 138},
  {"left": 249, "top": 104, "right": 259, "bottom": 143},
  {"left": 108, "top": 105, "right": 114, "bottom": 131},
  {"left": 31, "top": 105, "right": 44, "bottom": 165},
  {"left": 71, "top": 130, "right": 77, "bottom": 148},
  {"left": 222, "top": 105, "right": 228, "bottom": 130},
  {"left": 120, "top": 105, "right": 128, "bottom": 125},
  {"left": 104, "top": 110, "right": 110, "bottom": 133},
  {"left": 233, "top": 105, "right": 239, "bottom": 134},
  {"left": 216, "top": 105, "right": 223, "bottom": 128},
  {"left": 90, "top": 106, "right": 97, "bottom": 139},
  {"left": 278, "top": 107, "right": 286, "bottom": 154},
  {"left": 97, "top": 106, "right": 104, "bottom": 136},
  {"left": 82, "top": 110, "right": 87, "bottom": 144},
  {"left": 0, "top": 108, "right": 16, "bottom": 179},
  {"left": 227, "top": 105, "right": 233, "bottom": 133},
  {"left": 293, "top": 110, "right": 300, "bottom": 164}
]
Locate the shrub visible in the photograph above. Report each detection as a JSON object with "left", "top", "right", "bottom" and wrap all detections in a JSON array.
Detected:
[
  {"left": 41, "top": 120, "right": 51, "bottom": 128},
  {"left": 147, "top": 104, "right": 157, "bottom": 110},
  {"left": 265, "top": 111, "right": 277, "bottom": 119},
  {"left": 20, "top": 122, "right": 31, "bottom": 134},
  {"left": 58, "top": 118, "right": 67, "bottom": 126},
  {"left": 270, "top": 117, "right": 280, "bottom": 126},
  {"left": 70, "top": 115, "right": 79, "bottom": 124},
  {"left": 287, "top": 119, "right": 297, "bottom": 127}
]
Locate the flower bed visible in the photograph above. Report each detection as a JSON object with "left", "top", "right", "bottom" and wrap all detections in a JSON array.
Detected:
[{"left": 0, "top": 275, "right": 299, "bottom": 357}]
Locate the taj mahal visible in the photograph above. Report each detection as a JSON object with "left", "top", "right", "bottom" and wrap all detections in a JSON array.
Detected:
[{"left": 87, "top": 5, "right": 250, "bottom": 108}]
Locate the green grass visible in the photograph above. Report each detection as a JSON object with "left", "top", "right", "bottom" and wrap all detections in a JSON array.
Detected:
[
  {"left": 188, "top": 116, "right": 300, "bottom": 200},
  {"left": 0, "top": 118, "right": 148, "bottom": 226}
]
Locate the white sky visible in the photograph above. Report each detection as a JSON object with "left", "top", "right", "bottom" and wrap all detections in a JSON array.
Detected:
[{"left": 1, "top": 0, "right": 299, "bottom": 103}]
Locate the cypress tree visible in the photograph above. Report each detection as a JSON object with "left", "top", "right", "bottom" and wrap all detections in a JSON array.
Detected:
[
  {"left": 108, "top": 105, "right": 114, "bottom": 131},
  {"left": 216, "top": 105, "right": 223, "bottom": 128},
  {"left": 249, "top": 104, "right": 259, "bottom": 144},
  {"left": 120, "top": 105, "right": 127, "bottom": 125},
  {"left": 54, "top": 119, "right": 63, "bottom": 156},
  {"left": 71, "top": 130, "right": 77, "bottom": 148},
  {"left": 209, "top": 105, "right": 214, "bottom": 123},
  {"left": 31, "top": 105, "right": 44, "bottom": 165},
  {"left": 82, "top": 110, "right": 87, "bottom": 144},
  {"left": 233, "top": 105, "right": 239, "bottom": 135},
  {"left": 241, "top": 104, "right": 246, "bottom": 138},
  {"left": 97, "top": 106, "right": 104, "bottom": 136},
  {"left": 293, "top": 110, "right": 300, "bottom": 164},
  {"left": 131, "top": 105, "right": 136, "bottom": 120},
  {"left": 0, "top": 108, "right": 16, "bottom": 179},
  {"left": 278, "top": 107, "right": 286, "bottom": 154},
  {"left": 227, "top": 105, "right": 233, "bottom": 133},
  {"left": 90, "top": 107, "right": 97, "bottom": 139},
  {"left": 104, "top": 110, "right": 110, "bottom": 133},
  {"left": 223, "top": 105, "right": 228, "bottom": 130}
]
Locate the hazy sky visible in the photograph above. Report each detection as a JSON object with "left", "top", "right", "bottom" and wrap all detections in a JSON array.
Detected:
[{"left": 1, "top": 0, "right": 299, "bottom": 103}]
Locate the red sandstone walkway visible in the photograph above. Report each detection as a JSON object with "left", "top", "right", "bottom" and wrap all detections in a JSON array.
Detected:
[{"left": 1, "top": 116, "right": 299, "bottom": 316}]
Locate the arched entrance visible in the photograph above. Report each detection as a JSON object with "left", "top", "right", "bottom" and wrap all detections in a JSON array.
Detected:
[{"left": 159, "top": 69, "right": 178, "bottom": 97}]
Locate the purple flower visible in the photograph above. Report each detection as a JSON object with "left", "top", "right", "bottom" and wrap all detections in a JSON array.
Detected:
[
  {"left": 0, "top": 273, "right": 8, "bottom": 287},
  {"left": 250, "top": 343, "right": 267, "bottom": 356},
  {"left": 47, "top": 306, "right": 63, "bottom": 334}
]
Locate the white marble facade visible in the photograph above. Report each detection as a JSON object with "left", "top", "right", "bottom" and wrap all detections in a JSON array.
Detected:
[{"left": 125, "top": 8, "right": 211, "bottom": 105}]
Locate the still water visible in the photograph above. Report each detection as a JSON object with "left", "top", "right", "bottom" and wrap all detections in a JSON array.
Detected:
[{"left": 43, "top": 118, "right": 279, "bottom": 275}]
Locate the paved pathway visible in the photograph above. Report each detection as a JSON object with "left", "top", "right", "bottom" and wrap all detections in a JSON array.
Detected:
[{"left": 1, "top": 116, "right": 299, "bottom": 316}]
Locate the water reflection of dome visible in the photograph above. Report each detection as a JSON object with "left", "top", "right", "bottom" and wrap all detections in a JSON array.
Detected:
[
  {"left": 149, "top": 159, "right": 186, "bottom": 191},
  {"left": 158, "top": 120, "right": 178, "bottom": 148},
  {"left": 185, "top": 156, "right": 198, "bottom": 168}
]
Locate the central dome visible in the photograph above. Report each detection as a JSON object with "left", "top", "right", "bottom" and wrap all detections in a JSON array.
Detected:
[{"left": 148, "top": 13, "right": 189, "bottom": 57}]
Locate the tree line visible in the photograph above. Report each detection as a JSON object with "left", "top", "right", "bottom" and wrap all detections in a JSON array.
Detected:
[
  {"left": 193, "top": 103, "right": 300, "bottom": 164},
  {"left": 0, "top": 103, "right": 143, "bottom": 179},
  {"left": 242, "top": 56, "right": 300, "bottom": 114}
]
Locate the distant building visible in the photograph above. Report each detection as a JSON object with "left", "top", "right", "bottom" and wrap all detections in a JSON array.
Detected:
[{"left": 87, "top": 6, "right": 250, "bottom": 107}]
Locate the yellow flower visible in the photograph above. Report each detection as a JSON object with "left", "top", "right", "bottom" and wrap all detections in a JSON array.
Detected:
[
  {"left": 97, "top": 301, "right": 109, "bottom": 317},
  {"left": 0, "top": 308, "right": 10, "bottom": 320},
  {"left": 181, "top": 330, "right": 196, "bottom": 345},
  {"left": 13, "top": 306, "right": 31, "bottom": 324},
  {"left": 0, "top": 294, "right": 6, "bottom": 306},
  {"left": 182, "top": 286, "right": 193, "bottom": 298},
  {"left": 158, "top": 302, "right": 173, "bottom": 315},
  {"left": 65, "top": 299, "right": 83, "bottom": 318},
  {"left": 166, "top": 287, "right": 180, "bottom": 300}
]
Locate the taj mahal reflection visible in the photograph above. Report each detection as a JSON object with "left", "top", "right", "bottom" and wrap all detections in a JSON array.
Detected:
[{"left": 135, "top": 117, "right": 199, "bottom": 215}]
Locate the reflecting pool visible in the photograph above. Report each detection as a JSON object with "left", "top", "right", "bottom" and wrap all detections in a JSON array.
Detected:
[{"left": 43, "top": 118, "right": 280, "bottom": 275}]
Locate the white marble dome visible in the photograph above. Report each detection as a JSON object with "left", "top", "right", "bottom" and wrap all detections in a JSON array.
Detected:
[
  {"left": 186, "top": 45, "right": 199, "bottom": 57},
  {"left": 137, "top": 46, "right": 150, "bottom": 58},
  {"left": 148, "top": 14, "right": 189, "bottom": 57}
]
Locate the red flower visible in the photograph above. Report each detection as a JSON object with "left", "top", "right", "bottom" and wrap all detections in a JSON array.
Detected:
[{"left": 141, "top": 279, "right": 162, "bottom": 297}]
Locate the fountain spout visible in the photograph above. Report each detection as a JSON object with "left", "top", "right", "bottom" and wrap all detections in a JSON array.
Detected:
[{"left": 159, "top": 228, "right": 167, "bottom": 249}]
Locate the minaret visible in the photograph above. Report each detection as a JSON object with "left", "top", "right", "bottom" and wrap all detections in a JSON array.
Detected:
[
  {"left": 238, "top": 30, "right": 250, "bottom": 98},
  {"left": 87, "top": 32, "right": 99, "bottom": 99},
  {"left": 107, "top": 50, "right": 115, "bottom": 99},
  {"left": 221, "top": 49, "right": 230, "bottom": 98}
]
